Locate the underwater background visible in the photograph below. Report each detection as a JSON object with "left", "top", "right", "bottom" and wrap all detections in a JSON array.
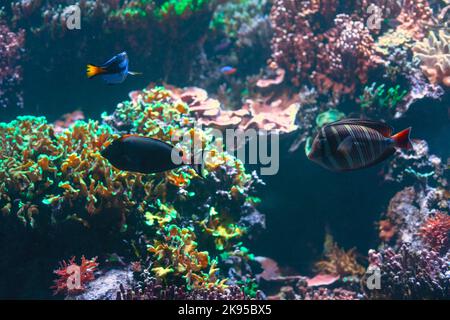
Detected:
[{"left": 0, "top": 0, "right": 449, "bottom": 300}]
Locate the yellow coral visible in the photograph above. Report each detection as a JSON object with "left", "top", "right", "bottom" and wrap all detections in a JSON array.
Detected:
[{"left": 314, "top": 234, "right": 366, "bottom": 277}]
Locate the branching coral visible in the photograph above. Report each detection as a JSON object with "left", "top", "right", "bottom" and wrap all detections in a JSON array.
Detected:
[
  {"left": 383, "top": 185, "right": 449, "bottom": 247},
  {"left": 358, "top": 83, "right": 408, "bottom": 118},
  {"left": 117, "top": 276, "right": 262, "bottom": 300},
  {"left": 147, "top": 224, "right": 223, "bottom": 289},
  {"left": 365, "top": 244, "right": 448, "bottom": 299},
  {"left": 385, "top": 139, "right": 448, "bottom": 187},
  {"left": 313, "top": 14, "right": 378, "bottom": 97},
  {"left": 102, "top": 85, "right": 263, "bottom": 293},
  {"left": 395, "top": 0, "right": 433, "bottom": 40},
  {"left": 413, "top": 30, "right": 450, "bottom": 87},
  {"left": 269, "top": 0, "right": 381, "bottom": 98},
  {"left": 52, "top": 256, "right": 99, "bottom": 296}
]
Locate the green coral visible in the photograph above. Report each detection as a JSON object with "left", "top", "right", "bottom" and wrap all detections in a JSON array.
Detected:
[
  {"left": 155, "top": 0, "right": 210, "bottom": 20},
  {"left": 210, "top": 0, "right": 269, "bottom": 38},
  {"left": 0, "top": 85, "right": 261, "bottom": 295},
  {"left": 359, "top": 83, "right": 408, "bottom": 111}
]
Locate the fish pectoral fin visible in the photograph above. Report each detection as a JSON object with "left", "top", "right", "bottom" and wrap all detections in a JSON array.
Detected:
[
  {"left": 337, "top": 136, "right": 354, "bottom": 154},
  {"left": 128, "top": 71, "right": 143, "bottom": 76}
]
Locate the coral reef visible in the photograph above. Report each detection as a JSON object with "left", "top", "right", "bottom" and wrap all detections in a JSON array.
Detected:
[
  {"left": 313, "top": 14, "right": 378, "bottom": 97},
  {"left": 0, "top": 17, "right": 25, "bottom": 108},
  {"left": 0, "top": 85, "right": 263, "bottom": 298},
  {"left": 117, "top": 275, "right": 263, "bottom": 300},
  {"left": 365, "top": 243, "right": 449, "bottom": 299},
  {"left": 366, "top": 134, "right": 449, "bottom": 300},
  {"left": 6, "top": 0, "right": 219, "bottom": 86},
  {"left": 384, "top": 139, "right": 448, "bottom": 187},
  {"left": 358, "top": 83, "right": 408, "bottom": 119},
  {"left": 1, "top": 0, "right": 449, "bottom": 302},
  {"left": 150, "top": 84, "right": 301, "bottom": 135},
  {"left": 382, "top": 185, "right": 449, "bottom": 247},
  {"left": 269, "top": 0, "right": 382, "bottom": 97}
]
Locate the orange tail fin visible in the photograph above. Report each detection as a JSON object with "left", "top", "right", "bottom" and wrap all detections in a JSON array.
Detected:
[
  {"left": 86, "top": 64, "right": 105, "bottom": 79},
  {"left": 391, "top": 127, "right": 413, "bottom": 150}
]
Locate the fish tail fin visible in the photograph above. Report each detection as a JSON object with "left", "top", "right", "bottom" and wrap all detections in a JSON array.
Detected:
[
  {"left": 391, "top": 127, "right": 413, "bottom": 150},
  {"left": 86, "top": 64, "right": 105, "bottom": 79},
  {"left": 128, "top": 71, "right": 143, "bottom": 76},
  {"left": 191, "top": 163, "right": 205, "bottom": 179}
]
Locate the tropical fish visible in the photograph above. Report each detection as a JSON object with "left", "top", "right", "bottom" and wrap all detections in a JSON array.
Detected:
[
  {"left": 307, "top": 119, "right": 412, "bottom": 172},
  {"left": 220, "top": 66, "right": 237, "bottom": 75},
  {"left": 101, "top": 135, "right": 203, "bottom": 177},
  {"left": 214, "top": 39, "right": 232, "bottom": 52},
  {"left": 86, "top": 52, "right": 141, "bottom": 84}
]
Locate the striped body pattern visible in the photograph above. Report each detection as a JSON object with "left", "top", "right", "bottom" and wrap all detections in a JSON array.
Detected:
[{"left": 307, "top": 119, "right": 410, "bottom": 172}]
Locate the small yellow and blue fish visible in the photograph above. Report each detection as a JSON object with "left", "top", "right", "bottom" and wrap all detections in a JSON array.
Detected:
[
  {"left": 101, "top": 134, "right": 203, "bottom": 177},
  {"left": 307, "top": 118, "right": 413, "bottom": 172},
  {"left": 86, "top": 52, "right": 141, "bottom": 85},
  {"left": 220, "top": 66, "right": 237, "bottom": 75}
]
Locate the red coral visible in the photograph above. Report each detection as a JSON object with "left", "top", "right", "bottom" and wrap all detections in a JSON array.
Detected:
[
  {"left": 52, "top": 256, "right": 99, "bottom": 296},
  {"left": 419, "top": 212, "right": 450, "bottom": 253}
]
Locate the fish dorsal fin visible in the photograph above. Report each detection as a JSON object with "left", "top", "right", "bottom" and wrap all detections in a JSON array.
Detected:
[
  {"left": 327, "top": 118, "right": 393, "bottom": 137},
  {"left": 337, "top": 136, "right": 354, "bottom": 154},
  {"left": 120, "top": 134, "right": 136, "bottom": 141}
]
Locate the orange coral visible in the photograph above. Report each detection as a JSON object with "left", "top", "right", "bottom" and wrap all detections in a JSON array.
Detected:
[{"left": 315, "top": 236, "right": 365, "bottom": 277}]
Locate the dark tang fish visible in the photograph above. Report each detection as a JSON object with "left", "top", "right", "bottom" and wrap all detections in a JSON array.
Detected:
[
  {"left": 101, "top": 135, "right": 203, "bottom": 177},
  {"left": 86, "top": 52, "right": 141, "bottom": 85},
  {"left": 307, "top": 119, "right": 412, "bottom": 172}
]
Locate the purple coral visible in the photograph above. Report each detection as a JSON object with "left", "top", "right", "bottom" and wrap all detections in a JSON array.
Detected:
[
  {"left": 116, "top": 276, "right": 263, "bottom": 300},
  {"left": 365, "top": 244, "right": 449, "bottom": 299},
  {"left": 0, "top": 20, "right": 25, "bottom": 108}
]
